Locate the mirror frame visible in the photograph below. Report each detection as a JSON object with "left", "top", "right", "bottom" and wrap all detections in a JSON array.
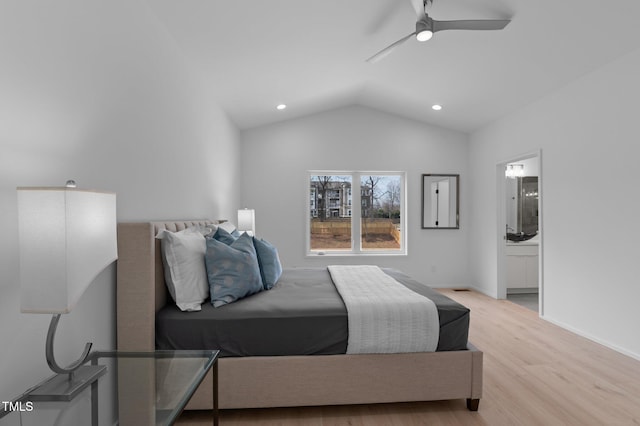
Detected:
[{"left": 421, "top": 174, "right": 460, "bottom": 229}]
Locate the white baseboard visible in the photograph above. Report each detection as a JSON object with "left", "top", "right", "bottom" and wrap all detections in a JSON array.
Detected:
[
  {"left": 541, "top": 315, "right": 640, "bottom": 362},
  {"left": 466, "top": 284, "right": 495, "bottom": 298},
  {"left": 506, "top": 288, "right": 538, "bottom": 295},
  {"left": 443, "top": 285, "right": 640, "bottom": 362}
]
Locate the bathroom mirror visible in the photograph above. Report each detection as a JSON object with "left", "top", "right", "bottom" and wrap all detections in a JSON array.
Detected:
[
  {"left": 506, "top": 176, "right": 538, "bottom": 237},
  {"left": 422, "top": 174, "right": 459, "bottom": 229}
]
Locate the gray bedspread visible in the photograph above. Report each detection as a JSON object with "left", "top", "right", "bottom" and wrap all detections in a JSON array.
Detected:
[{"left": 155, "top": 267, "right": 469, "bottom": 357}]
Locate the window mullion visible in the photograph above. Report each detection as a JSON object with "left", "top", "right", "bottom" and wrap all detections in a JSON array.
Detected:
[{"left": 352, "top": 172, "right": 362, "bottom": 253}]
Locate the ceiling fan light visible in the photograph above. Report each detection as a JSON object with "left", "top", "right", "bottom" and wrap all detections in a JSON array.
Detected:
[
  {"left": 415, "top": 16, "right": 434, "bottom": 42},
  {"left": 416, "top": 30, "right": 433, "bottom": 42}
]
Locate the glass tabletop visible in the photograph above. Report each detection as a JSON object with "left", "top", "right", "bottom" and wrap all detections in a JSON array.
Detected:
[{"left": 2, "top": 350, "right": 218, "bottom": 426}]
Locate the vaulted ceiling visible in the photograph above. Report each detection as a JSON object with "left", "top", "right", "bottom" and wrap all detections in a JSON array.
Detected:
[{"left": 147, "top": 0, "right": 640, "bottom": 132}]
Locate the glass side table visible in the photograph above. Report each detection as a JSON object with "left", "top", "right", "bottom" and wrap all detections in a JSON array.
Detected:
[{"left": 1, "top": 350, "right": 219, "bottom": 426}]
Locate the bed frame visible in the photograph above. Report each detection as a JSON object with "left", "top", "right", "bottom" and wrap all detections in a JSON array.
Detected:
[{"left": 116, "top": 220, "right": 483, "bottom": 411}]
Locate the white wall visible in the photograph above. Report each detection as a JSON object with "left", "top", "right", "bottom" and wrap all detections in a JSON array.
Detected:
[
  {"left": 469, "top": 47, "right": 640, "bottom": 359},
  {"left": 241, "top": 106, "right": 470, "bottom": 287},
  {"left": 0, "top": 0, "right": 240, "bottom": 412}
]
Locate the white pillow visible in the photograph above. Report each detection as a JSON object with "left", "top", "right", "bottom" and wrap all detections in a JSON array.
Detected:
[
  {"left": 190, "top": 223, "right": 218, "bottom": 237},
  {"left": 217, "top": 221, "right": 237, "bottom": 234},
  {"left": 156, "top": 228, "right": 209, "bottom": 311}
]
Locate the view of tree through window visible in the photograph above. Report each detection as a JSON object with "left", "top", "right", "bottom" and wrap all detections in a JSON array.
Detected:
[
  {"left": 360, "top": 175, "right": 402, "bottom": 250},
  {"left": 309, "top": 172, "right": 404, "bottom": 254}
]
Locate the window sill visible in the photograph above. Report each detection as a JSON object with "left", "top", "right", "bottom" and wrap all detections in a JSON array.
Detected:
[{"left": 306, "top": 251, "right": 407, "bottom": 257}]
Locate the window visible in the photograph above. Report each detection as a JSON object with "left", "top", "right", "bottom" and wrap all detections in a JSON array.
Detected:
[{"left": 308, "top": 172, "right": 406, "bottom": 255}]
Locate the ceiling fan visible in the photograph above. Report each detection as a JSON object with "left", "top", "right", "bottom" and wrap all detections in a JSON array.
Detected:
[{"left": 366, "top": 0, "right": 511, "bottom": 63}]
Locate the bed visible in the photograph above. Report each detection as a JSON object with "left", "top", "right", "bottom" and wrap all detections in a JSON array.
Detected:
[{"left": 116, "top": 220, "right": 483, "bottom": 411}]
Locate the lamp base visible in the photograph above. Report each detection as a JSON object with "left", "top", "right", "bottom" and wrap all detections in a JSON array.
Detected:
[{"left": 28, "top": 365, "right": 107, "bottom": 401}]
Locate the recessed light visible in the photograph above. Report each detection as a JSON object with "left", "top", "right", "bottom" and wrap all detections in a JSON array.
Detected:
[
  {"left": 432, "top": 104, "right": 442, "bottom": 111},
  {"left": 276, "top": 104, "right": 287, "bottom": 110}
]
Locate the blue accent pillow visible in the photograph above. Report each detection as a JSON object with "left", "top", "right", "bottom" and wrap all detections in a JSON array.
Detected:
[
  {"left": 253, "top": 238, "right": 282, "bottom": 290},
  {"left": 211, "top": 227, "right": 238, "bottom": 245},
  {"left": 205, "top": 233, "right": 263, "bottom": 307}
]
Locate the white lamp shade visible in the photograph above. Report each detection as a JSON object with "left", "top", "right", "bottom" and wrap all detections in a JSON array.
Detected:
[
  {"left": 18, "top": 187, "right": 117, "bottom": 314},
  {"left": 237, "top": 209, "right": 255, "bottom": 235}
]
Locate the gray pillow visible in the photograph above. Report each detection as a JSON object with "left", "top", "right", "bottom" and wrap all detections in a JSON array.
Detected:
[
  {"left": 212, "top": 227, "right": 237, "bottom": 245},
  {"left": 205, "top": 233, "right": 263, "bottom": 307},
  {"left": 253, "top": 237, "right": 282, "bottom": 290}
]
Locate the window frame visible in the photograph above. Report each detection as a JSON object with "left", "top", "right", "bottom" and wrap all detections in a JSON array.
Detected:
[{"left": 306, "top": 171, "right": 407, "bottom": 256}]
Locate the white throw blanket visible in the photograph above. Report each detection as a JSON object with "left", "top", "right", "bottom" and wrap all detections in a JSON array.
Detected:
[{"left": 328, "top": 265, "right": 439, "bottom": 354}]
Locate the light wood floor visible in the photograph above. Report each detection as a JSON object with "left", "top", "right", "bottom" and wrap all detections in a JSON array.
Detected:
[{"left": 177, "top": 289, "right": 640, "bottom": 425}]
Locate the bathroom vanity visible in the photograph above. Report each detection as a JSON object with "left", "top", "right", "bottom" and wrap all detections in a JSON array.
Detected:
[{"left": 506, "top": 238, "right": 539, "bottom": 292}]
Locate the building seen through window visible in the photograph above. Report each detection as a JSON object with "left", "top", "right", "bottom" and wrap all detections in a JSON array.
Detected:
[{"left": 308, "top": 173, "right": 405, "bottom": 254}]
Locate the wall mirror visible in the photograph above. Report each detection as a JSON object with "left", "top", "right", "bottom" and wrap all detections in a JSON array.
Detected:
[{"left": 422, "top": 174, "right": 459, "bottom": 229}]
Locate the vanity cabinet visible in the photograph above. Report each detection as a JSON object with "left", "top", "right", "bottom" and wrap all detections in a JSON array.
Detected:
[{"left": 506, "top": 244, "right": 538, "bottom": 290}]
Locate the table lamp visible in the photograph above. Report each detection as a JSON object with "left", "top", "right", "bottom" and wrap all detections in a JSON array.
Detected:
[
  {"left": 17, "top": 181, "right": 117, "bottom": 400},
  {"left": 237, "top": 208, "right": 255, "bottom": 236}
]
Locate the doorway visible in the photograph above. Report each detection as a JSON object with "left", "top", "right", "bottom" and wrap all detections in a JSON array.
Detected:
[{"left": 496, "top": 151, "right": 543, "bottom": 315}]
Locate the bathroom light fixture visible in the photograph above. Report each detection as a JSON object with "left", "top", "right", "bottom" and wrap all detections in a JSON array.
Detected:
[
  {"left": 17, "top": 181, "right": 117, "bottom": 400},
  {"left": 276, "top": 104, "right": 287, "bottom": 110},
  {"left": 505, "top": 164, "right": 524, "bottom": 179},
  {"left": 432, "top": 104, "right": 442, "bottom": 111}
]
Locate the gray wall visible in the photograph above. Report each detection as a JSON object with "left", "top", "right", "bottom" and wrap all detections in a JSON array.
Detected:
[
  {"left": 469, "top": 47, "right": 640, "bottom": 359},
  {"left": 0, "top": 0, "right": 240, "bottom": 412},
  {"left": 241, "top": 105, "right": 470, "bottom": 287}
]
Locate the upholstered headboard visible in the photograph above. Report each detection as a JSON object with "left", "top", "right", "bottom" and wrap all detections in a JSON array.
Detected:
[{"left": 116, "top": 220, "right": 214, "bottom": 351}]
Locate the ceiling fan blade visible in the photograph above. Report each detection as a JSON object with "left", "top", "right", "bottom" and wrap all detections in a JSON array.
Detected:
[
  {"left": 408, "top": 0, "right": 425, "bottom": 18},
  {"left": 366, "top": 32, "right": 416, "bottom": 63},
  {"left": 433, "top": 19, "right": 510, "bottom": 32},
  {"left": 365, "top": 0, "right": 405, "bottom": 35}
]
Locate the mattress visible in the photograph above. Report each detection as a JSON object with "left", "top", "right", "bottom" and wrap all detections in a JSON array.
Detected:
[{"left": 155, "top": 267, "right": 469, "bottom": 357}]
